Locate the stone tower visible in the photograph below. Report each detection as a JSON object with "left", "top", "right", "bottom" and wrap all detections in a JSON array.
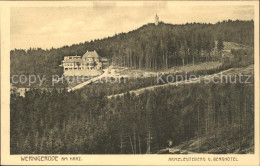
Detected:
[{"left": 155, "top": 14, "right": 159, "bottom": 26}]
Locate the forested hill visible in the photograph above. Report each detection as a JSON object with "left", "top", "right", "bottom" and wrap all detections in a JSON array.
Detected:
[{"left": 11, "top": 20, "right": 254, "bottom": 76}]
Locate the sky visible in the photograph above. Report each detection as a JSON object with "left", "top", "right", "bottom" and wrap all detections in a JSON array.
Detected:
[{"left": 10, "top": 4, "right": 254, "bottom": 50}]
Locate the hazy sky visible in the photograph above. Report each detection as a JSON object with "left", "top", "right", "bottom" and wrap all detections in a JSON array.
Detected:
[{"left": 11, "top": 4, "right": 254, "bottom": 50}]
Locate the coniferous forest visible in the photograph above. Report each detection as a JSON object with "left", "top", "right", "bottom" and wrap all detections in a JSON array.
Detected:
[
  {"left": 11, "top": 79, "right": 254, "bottom": 154},
  {"left": 10, "top": 20, "right": 255, "bottom": 154},
  {"left": 11, "top": 20, "right": 254, "bottom": 87}
]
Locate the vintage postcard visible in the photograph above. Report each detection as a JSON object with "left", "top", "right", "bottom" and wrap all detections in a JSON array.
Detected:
[{"left": 0, "top": 0, "right": 259, "bottom": 165}]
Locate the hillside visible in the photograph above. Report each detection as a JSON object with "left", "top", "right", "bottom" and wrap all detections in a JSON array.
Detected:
[
  {"left": 10, "top": 20, "right": 254, "bottom": 87},
  {"left": 10, "top": 67, "right": 254, "bottom": 154}
]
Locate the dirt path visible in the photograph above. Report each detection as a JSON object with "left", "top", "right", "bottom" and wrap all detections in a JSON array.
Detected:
[
  {"left": 107, "top": 68, "right": 234, "bottom": 99},
  {"left": 157, "top": 147, "right": 195, "bottom": 154}
]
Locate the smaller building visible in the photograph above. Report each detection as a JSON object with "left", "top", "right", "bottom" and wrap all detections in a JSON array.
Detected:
[{"left": 100, "top": 57, "right": 110, "bottom": 68}]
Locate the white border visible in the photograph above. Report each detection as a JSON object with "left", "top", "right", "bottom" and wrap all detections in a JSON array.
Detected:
[{"left": 1, "top": 1, "right": 259, "bottom": 165}]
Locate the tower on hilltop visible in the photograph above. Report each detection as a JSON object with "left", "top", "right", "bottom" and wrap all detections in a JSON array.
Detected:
[{"left": 155, "top": 14, "right": 159, "bottom": 26}]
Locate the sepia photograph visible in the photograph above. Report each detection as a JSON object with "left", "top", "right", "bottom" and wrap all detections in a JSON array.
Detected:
[{"left": 1, "top": 0, "right": 260, "bottom": 165}]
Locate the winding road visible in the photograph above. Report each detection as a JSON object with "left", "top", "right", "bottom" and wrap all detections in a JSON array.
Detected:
[{"left": 67, "top": 68, "right": 110, "bottom": 92}]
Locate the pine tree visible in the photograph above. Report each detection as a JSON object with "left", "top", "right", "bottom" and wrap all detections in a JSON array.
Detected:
[{"left": 217, "top": 37, "right": 224, "bottom": 56}]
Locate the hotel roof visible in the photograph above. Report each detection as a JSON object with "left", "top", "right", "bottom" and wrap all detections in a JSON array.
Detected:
[{"left": 82, "top": 50, "right": 99, "bottom": 59}]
